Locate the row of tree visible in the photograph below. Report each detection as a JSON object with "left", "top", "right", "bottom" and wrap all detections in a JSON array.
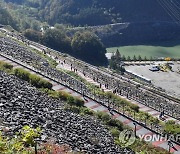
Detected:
[
  {"left": 122, "top": 55, "right": 153, "bottom": 61},
  {"left": 109, "top": 49, "right": 158, "bottom": 73},
  {"left": 24, "top": 28, "right": 108, "bottom": 65},
  {"left": 110, "top": 49, "right": 155, "bottom": 62}
]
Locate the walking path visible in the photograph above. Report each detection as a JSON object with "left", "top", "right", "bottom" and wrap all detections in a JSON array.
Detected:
[
  {"left": 56, "top": 59, "right": 180, "bottom": 125},
  {"left": 1, "top": 55, "right": 180, "bottom": 153}
]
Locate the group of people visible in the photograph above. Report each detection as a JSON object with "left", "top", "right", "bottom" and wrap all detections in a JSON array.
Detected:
[
  {"left": 0, "top": 31, "right": 179, "bottom": 122},
  {"left": 57, "top": 53, "right": 180, "bottom": 121}
]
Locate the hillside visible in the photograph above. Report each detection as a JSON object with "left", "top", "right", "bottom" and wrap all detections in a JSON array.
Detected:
[
  {"left": 2, "top": 0, "right": 175, "bottom": 26},
  {"left": 1, "top": 0, "right": 180, "bottom": 47},
  {"left": 0, "top": 6, "right": 17, "bottom": 29}
]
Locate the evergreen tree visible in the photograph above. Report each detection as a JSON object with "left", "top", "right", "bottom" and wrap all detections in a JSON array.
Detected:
[
  {"left": 133, "top": 55, "right": 137, "bottom": 61},
  {"left": 122, "top": 55, "right": 126, "bottom": 61},
  {"left": 115, "top": 49, "right": 121, "bottom": 60},
  {"left": 138, "top": 55, "right": 142, "bottom": 61},
  {"left": 144, "top": 56, "right": 147, "bottom": 61},
  {"left": 150, "top": 56, "right": 153, "bottom": 61},
  {"left": 127, "top": 56, "right": 131, "bottom": 61}
]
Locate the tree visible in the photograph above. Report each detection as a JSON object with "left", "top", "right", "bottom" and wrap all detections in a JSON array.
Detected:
[
  {"left": 144, "top": 56, "right": 147, "bottom": 61},
  {"left": 133, "top": 55, "right": 137, "bottom": 61},
  {"left": 114, "top": 49, "right": 122, "bottom": 62},
  {"left": 138, "top": 55, "right": 142, "bottom": 61},
  {"left": 54, "top": 23, "right": 65, "bottom": 30},
  {"left": 20, "top": 20, "right": 31, "bottom": 30},
  {"left": 42, "top": 29, "right": 71, "bottom": 52},
  {"left": 23, "top": 29, "right": 42, "bottom": 42},
  {"left": 150, "top": 56, "right": 153, "bottom": 61},
  {"left": 31, "top": 20, "right": 41, "bottom": 31},
  {"left": 115, "top": 49, "right": 121, "bottom": 59},
  {"left": 110, "top": 49, "right": 122, "bottom": 66},
  {"left": 122, "top": 55, "right": 126, "bottom": 61},
  {"left": 109, "top": 50, "right": 125, "bottom": 73},
  {"left": 127, "top": 56, "right": 131, "bottom": 61},
  {"left": 0, "top": 7, "right": 18, "bottom": 30},
  {"left": 109, "top": 58, "right": 117, "bottom": 70},
  {"left": 71, "top": 31, "right": 107, "bottom": 65}
]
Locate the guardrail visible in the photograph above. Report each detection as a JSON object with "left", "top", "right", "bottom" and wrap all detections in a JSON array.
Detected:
[
  {"left": 3, "top": 28, "right": 179, "bottom": 104},
  {"left": 0, "top": 52, "right": 179, "bottom": 146}
]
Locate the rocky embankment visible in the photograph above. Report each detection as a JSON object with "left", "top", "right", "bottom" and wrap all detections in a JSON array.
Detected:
[{"left": 0, "top": 71, "right": 133, "bottom": 153}]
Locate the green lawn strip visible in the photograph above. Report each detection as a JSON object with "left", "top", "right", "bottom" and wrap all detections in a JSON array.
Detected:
[
  {"left": 0, "top": 61, "right": 52, "bottom": 90},
  {"left": 0, "top": 61, "right": 14, "bottom": 74}
]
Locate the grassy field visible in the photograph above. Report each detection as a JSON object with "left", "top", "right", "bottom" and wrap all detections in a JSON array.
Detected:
[{"left": 107, "top": 44, "right": 180, "bottom": 59}]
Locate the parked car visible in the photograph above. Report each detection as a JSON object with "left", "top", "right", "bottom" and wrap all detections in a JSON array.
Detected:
[{"left": 149, "top": 66, "right": 160, "bottom": 72}]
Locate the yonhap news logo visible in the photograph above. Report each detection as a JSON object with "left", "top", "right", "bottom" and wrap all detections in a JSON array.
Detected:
[
  {"left": 119, "top": 130, "right": 136, "bottom": 147},
  {"left": 119, "top": 129, "right": 180, "bottom": 147}
]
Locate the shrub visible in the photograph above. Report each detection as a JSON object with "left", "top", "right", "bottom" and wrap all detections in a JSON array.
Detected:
[
  {"left": 0, "top": 126, "right": 41, "bottom": 154},
  {"left": 130, "top": 104, "right": 139, "bottom": 112},
  {"left": 14, "top": 68, "right": 30, "bottom": 81},
  {"left": 96, "top": 111, "right": 111, "bottom": 122},
  {"left": 101, "top": 113, "right": 111, "bottom": 122},
  {"left": 14, "top": 68, "right": 52, "bottom": 89},
  {"left": 67, "top": 95, "right": 75, "bottom": 105},
  {"left": 58, "top": 91, "right": 70, "bottom": 101},
  {"left": 164, "top": 120, "right": 180, "bottom": 135},
  {"left": 81, "top": 108, "right": 94, "bottom": 115},
  {"left": 38, "top": 78, "right": 53, "bottom": 89},
  {"left": 104, "top": 92, "right": 139, "bottom": 113},
  {"left": 29, "top": 74, "right": 52, "bottom": 89},
  {"left": 39, "top": 143, "right": 72, "bottom": 154},
  {"left": 2, "top": 63, "right": 13, "bottom": 70},
  {"left": 74, "top": 98, "right": 84, "bottom": 107},
  {"left": 67, "top": 95, "right": 84, "bottom": 107},
  {"left": 44, "top": 89, "right": 59, "bottom": 98},
  {"left": 110, "top": 128, "right": 120, "bottom": 137},
  {"left": 29, "top": 74, "right": 41, "bottom": 87},
  {"left": 69, "top": 106, "right": 80, "bottom": 113},
  {"left": 166, "top": 120, "right": 175, "bottom": 125},
  {"left": 107, "top": 119, "right": 123, "bottom": 131}
]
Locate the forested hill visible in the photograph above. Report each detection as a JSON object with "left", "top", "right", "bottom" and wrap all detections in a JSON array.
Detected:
[
  {"left": 1, "top": 0, "right": 180, "bottom": 48},
  {"left": 3, "top": 0, "right": 175, "bottom": 26},
  {"left": 0, "top": 7, "right": 17, "bottom": 29}
]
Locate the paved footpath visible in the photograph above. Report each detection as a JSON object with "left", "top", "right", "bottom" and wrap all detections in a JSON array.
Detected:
[
  {"left": 1, "top": 56, "right": 180, "bottom": 153},
  {"left": 3, "top": 28, "right": 180, "bottom": 124},
  {"left": 56, "top": 59, "right": 180, "bottom": 124}
]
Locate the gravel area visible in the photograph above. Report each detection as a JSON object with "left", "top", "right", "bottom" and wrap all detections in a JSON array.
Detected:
[{"left": 125, "top": 62, "right": 180, "bottom": 98}]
